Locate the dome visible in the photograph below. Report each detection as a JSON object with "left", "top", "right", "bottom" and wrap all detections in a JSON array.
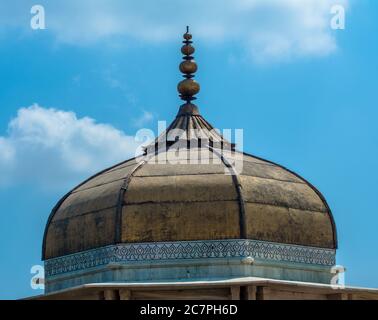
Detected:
[
  {"left": 42, "top": 29, "right": 337, "bottom": 293},
  {"left": 42, "top": 104, "right": 337, "bottom": 260}
]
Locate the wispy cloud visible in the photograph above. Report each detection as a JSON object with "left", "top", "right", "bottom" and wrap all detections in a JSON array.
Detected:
[
  {"left": 3, "top": 0, "right": 349, "bottom": 63},
  {"left": 0, "top": 104, "right": 140, "bottom": 190},
  {"left": 101, "top": 64, "right": 139, "bottom": 106},
  {"left": 132, "top": 110, "right": 154, "bottom": 128}
]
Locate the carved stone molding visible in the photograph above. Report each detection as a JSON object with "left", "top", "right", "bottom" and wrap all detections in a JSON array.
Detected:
[{"left": 45, "top": 239, "right": 336, "bottom": 277}]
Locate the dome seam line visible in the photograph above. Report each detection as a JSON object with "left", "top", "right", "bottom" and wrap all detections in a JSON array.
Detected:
[
  {"left": 242, "top": 151, "right": 338, "bottom": 249},
  {"left": 114, "top": 160, "right": 148, "bottom": 244},
  {"left": 41, "top": 157, "right": 138, "bottom": 260},
  {"left": 124, "top": 199, "right": 239, "bottom": 205},
  {"left": 50, "top": 205, "right": 118, "bottom": 220},
  {"left": 208, "top": 146, "right": 247, "bottom": 239}
]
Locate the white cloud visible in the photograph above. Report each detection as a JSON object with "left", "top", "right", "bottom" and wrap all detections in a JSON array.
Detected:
[
  {"left": 0, "top": 104, "right": 140, "bottom": 190},
  {"left": 3, "top": 0, "right": 349, "bottom": 62}
]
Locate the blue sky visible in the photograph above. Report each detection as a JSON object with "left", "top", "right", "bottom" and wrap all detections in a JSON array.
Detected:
[{"left": 0, "top": 0, "right": 377, "bottom": 299}]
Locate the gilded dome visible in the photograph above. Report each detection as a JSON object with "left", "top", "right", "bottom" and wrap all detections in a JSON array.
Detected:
[
  {"left": 42, "top": 28, "right": 337, "bottom": 262},
  {"left": 42, "top": 104, "right": 337, "bottom": 260}
]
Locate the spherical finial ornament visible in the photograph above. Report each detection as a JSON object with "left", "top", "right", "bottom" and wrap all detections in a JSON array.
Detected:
[
  {"left": 183, "top": 33, "right": 192, "bottom": 40},
  {"left": 181, "top": 44, "right": 195, "bottom": 56},
  {"left": 178, "top": 79, "right": 200, "bottom": 97},
  {"left": 179, "top": 60, "right": 198, "bottom": 74},
  {"left": 178, "top": 26, "right": 200, "bottom": 103}
]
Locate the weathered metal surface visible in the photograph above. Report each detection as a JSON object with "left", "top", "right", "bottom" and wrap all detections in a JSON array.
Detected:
[
  {"left": 106, "top": 158, "right": 139, "bottom": 173},
  {"left": 122, "top": 201, "right": 240, "bottom": 242},
  {"left": 148, "top": 148, "right": 218, "bottom": 162},
  {"left": 126, "top": 175, "right": 237, "bottom": 203},
  {"left": 43, "top": 148, "right": 337, "bottom": 260},
  {"left": 240, "top": 175, "right": 327, "bottom": 213},
  {"left": 45, "top": 208, "right": 116, "bottom": 258},
  {"left": 54, "top": 180, "right": 124, "bottom": 220},
  {"left": 75, "top": 161, "right": 137, "bottom": 192},
  {"left": 209, "top": 147, "right": 247, "bottom": 239},
  {"left": 115, "top": 159, "right": 147, "bottom": 245},
  {"left": 241, "top": 160, "right": 303, "bottom": 183},
  {"left": 134, "top": 163, "right": 225, "bottom": 177},
  {"left": 245, "top": 203, "right": 334, "bottom": 248}
]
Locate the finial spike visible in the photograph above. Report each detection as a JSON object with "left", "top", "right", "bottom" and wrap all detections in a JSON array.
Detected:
[{"left": 177, "top": 27, "right": 200, "bottom": 104}]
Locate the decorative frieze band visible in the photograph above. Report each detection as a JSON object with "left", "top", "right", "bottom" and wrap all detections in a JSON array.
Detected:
[{"left": 45, "top": 239, "right": 336, "bottom": 277}]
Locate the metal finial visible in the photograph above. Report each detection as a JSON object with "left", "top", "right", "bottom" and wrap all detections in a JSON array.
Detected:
[{"left": 177, "top": 27, "right": 200, "bottom": 104}]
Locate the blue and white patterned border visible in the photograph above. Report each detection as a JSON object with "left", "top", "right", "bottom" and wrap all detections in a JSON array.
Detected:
[{"left": 45, "top": 239, "right": 336, "bottom": 277}]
